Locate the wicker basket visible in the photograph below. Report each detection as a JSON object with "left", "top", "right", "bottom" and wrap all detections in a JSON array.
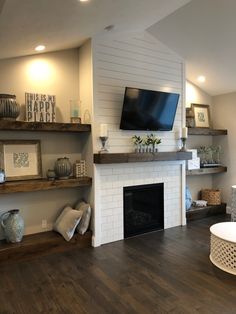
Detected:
[{"left": 201, "top": 189, "right": 221, "bottom": 205}]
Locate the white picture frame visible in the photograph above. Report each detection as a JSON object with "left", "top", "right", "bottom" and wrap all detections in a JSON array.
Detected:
[{"left": 0, "top": 140, "right": 42, "bottom": 181}]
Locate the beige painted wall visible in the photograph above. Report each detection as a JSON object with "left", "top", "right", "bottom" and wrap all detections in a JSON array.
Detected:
[
  {"left": 212, "top": 92, "right": 234, "bottom": 205},
  {"left": 186, "top": 81, "right": 213, "bottom": 200},
  {"left": 186, "top": 81, "right": 212, "bottom": 108},
  {"left": 0, "top": 48, "right": 85, "bottom": 238},
  {"left": 0, "top": 49, "right": 80, "bottom": 122}
]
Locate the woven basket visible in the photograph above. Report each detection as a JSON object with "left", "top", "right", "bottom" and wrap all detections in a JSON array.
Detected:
[{"left": 201, "top": 189, "right": 221, "bottom": 205}]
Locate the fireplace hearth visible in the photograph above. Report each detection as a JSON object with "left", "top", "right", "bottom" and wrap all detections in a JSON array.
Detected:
[{"left": 124, "top": 183, "right": 164, "bottom": 238}]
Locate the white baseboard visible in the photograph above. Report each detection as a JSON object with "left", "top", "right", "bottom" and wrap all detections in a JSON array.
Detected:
[{"left": 92, "top": 235, "right": 101, "bottom": 247}]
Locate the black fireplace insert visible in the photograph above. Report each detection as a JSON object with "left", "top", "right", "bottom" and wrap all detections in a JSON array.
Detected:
[{"left": 124, "top": 183, "right": 164, "bottom": 238}]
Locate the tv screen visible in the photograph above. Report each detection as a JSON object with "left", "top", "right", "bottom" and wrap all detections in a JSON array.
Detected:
[{"left": 120, "top": 87, "right": 179, "bottom": 131}]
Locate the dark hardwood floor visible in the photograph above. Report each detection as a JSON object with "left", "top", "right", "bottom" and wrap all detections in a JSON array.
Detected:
[{"left": 0, "top": 215, "right": 236, "bottom": 314}]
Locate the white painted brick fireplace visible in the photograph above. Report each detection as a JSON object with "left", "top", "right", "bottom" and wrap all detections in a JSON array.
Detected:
[{"left": 93, "top": 161, "right": 185, "bottom": 246}]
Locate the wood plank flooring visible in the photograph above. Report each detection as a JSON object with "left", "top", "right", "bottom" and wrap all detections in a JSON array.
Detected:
[{"left": 0, "top": 215, "right": 236, "bottom": 314}]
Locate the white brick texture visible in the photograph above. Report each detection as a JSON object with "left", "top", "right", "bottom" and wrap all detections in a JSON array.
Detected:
[{"left": 95, "top": 162, "right": 182, "bottom": 245}]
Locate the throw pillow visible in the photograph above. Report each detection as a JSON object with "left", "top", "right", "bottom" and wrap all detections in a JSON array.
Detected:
[
  {"left": 75, "top": 201, "right": 91, "bottom": 235},
  {"left": 53, "top": 205, "right": 83, "bottom": 241}
]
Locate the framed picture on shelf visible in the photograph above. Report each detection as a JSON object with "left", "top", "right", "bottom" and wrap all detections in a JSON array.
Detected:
[
  {"left": 192, "top": 103, "right": 211, "bottom": 128},
  {"left": 0, "top": 140, "right": 42, "bottom": 181}
]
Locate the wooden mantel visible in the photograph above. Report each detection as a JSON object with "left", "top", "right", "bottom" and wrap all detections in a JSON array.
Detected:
[{"left": 94, "top": 151, "right": 192, "bottom": 164}]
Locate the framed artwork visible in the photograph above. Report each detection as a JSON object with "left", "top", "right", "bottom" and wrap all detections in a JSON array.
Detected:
[
  {"left": 0, "top": 140, "right": 42, "bottom": 181},
  {"left": 192, "top": 103, "right": 211, "bottom": 128}
]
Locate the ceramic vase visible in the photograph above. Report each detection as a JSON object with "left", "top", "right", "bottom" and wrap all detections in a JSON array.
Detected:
[
  {"left": 54, "top": 157, "right": 72, "bottom": 179},
  {"left": 0, "top": 94, "right": 20, "bottom": 120},
  {"left": 46, "top": 169, "right": 56, "bottom": 181},
  {"left": 1, "top": 209, "right": 24, "bottom": 243}
]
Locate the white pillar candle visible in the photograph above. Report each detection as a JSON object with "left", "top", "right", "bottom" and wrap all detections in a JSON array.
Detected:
[
  {"left": 100, "top": 124, "right": 108, "bottom": 137},
  {"left": 182, "top": 127, "right": 188, "bottom": 138}
]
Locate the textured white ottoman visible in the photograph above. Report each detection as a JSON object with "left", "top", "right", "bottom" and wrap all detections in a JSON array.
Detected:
[
  {"left": 210, "top": 222, "right": 236, "bottom": 275},
  {"left": 231, "top": 185, "right": 236, "bottom": 221}
]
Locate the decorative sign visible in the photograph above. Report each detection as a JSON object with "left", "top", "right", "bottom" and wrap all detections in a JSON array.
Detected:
[{"left": 25, "top": 93, "right": 56, "bottom": 122}]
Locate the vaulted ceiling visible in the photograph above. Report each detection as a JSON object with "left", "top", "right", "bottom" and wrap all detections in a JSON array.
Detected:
[
  {"left": 2, "top": 0, "right": 235, "bottom": 96},
  {"left": 0, "top": 0, "right": 189, "bottom": 59},
  {"left": 148, "top": 0, "right": 236, "bottom": 96}
]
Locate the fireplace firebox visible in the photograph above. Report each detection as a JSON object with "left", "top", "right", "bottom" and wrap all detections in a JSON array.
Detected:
[{"left": 124, "top": 183, "right": 164, "bottom": 238}]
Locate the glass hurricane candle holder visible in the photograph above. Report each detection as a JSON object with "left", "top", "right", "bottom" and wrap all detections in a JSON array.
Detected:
[{"left": 70, "top": 99, "right": 81, "bottom": 123}]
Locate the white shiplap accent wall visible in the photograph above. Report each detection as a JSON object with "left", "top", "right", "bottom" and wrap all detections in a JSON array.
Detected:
[
  {"left": 92, "top": 31, "right": 184, "bottom": 153},
  {"left": 91, "top": 31, "right": 185, "bottom": 246}
]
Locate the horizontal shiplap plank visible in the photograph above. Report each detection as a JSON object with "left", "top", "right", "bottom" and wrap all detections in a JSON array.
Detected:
[
  {"left": 95, "top": 46, "right": 182, "bottom": 71},
  {"left": 113, "top": 37, "right": 181, "bottom": 60},
  {"left": 93, "top": 31, "right": 184, "bottom": 153},
  {"left": 96, "top": 41, "right": 181, "bottom": 64},
  {"left": 97, "top": 83, "right": 182, "bottom": 95},
  {"left": 96, "top": 54, "right": 181, "bottom": 76},
  {"left": 131, "top": 35, "right": 181, "bottom": 57},
  {"left": 97, "top": 75, "right": 182, "bottom": 91},
  {"left": 96, "top": 62, "right": 182, "bottom": 82}
]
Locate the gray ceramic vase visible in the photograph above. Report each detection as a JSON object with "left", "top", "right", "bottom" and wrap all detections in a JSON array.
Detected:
[
  {"left": 1, "top": 209, "right": 24, "bottom": 243},
  {"left": 54, "top": 157, "right": 72, "bottom": 179},
  {"left": 0, "top": 94, "right": 20, "bottom": 120}
]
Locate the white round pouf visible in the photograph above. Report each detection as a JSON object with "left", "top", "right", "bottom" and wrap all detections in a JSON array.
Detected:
[{"left": 210, "top": 222, "right": 236, "bottom": 275}]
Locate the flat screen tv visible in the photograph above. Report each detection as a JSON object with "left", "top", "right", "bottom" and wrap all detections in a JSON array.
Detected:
[{"left": 120, "top": 87, "right": 179, "bottom": 131}]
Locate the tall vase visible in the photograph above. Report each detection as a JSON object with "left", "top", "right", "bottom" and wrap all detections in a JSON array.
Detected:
[{"left": 1, "top": 209, "right": 24, "bottom": 243}]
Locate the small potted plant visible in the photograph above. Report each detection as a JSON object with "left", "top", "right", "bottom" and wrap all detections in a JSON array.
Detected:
[
  {"left": 146, "top": 134, "right": 161, "bottom": 152},
  {"left": 132, "top": 135, "right": 143, "bottom": 153},
  {"left": 144, "top": 135, "right": 151, "bottom": 152}
]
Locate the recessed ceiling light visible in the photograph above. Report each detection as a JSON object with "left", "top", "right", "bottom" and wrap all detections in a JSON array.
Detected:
[
  {"left": 197, "top": 75, "right": 206, "bottom": 83},
  {"left": 35, "top": 45, "right": 46, "bottom": 52},
  {"left": 79, "top": 0, "right": 89, "bottom": 2}
]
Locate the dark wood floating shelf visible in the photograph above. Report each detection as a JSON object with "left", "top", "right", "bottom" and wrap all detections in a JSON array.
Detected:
[
  {"left": 186, "top": 166, "right": 227, "bottom": 176},
  {"left": 0, "top": 177, "right": 92, "bottom": 194},
  {"left": 186, "top": 203, "right": 226, "bottom": 222},
  {"left": 94, "top": 151, "right": 192, "bottom": 164},
  {"left": 0, "top": 120, "right": 91, "bottom": 132},
  {"left": 188, "top": 127, "right": 227, "bottom": 136},
  {"left": 0, "top": 230, "right": 92, "bottom": 263}
]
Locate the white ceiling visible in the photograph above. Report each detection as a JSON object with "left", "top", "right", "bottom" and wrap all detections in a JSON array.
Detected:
[
  {"left": 148, "top": 0, "right": 236, "bottom": 96},
  {"left": 5, "top": 0, "right": 234, "bottom": 97},
  {"left": 0, "top": 0, "right": 189, "bottom": 60}
]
